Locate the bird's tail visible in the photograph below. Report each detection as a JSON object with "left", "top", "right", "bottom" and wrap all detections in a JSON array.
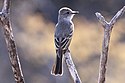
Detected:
[{"left": 51, "top": 50, "right": 63, "bottom": 76}]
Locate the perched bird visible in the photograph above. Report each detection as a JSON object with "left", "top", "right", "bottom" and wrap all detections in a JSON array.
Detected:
[{"left": 51, "top": 7, "right": 79, "bottom": 76}]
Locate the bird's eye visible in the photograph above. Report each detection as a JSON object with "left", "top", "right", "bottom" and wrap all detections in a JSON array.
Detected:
[{"left": 66, "top": 12, "right": 70, "bottom": 14}]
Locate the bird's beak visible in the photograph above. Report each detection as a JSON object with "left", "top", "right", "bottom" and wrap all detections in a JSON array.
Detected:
[{"left": 72, "top": 11, "right": 79, "bottom": 14}]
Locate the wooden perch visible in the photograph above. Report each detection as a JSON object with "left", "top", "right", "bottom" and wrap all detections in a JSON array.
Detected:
[
  {"left": 64, "top": 51, "right": 82, "bottom": 83},
  {"left": 0, "top": 0, "right": 25, "bottom": 83},
  {"left": 95, "top": 6, "right": 125, "bottom": 83}
]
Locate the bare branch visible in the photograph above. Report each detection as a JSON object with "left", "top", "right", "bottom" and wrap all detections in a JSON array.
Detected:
[
  {"left": 2, "top": 0, "right": 10, "bottom": 13},
  {"left": 110, "top": 6, "right": 125, "bottom": 26},
  {"left": 95, "top": 6, "right": 125, "bottom": 83},
  {"left": 97, "top": 29, "right": 111, "bottom": 83},
  {"left": 64, "top": 51, "right": 82, "bottom": 83},
  {"left": 95, "top": 12, "right": 108, "bottom": 26},
  {"left": 0, "top": 0, "right": 25, "bottom": 83}
]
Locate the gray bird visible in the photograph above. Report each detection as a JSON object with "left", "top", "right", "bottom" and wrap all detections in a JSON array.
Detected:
[{"left": 51, "top": 7, "right": 79, "bottom": 76}]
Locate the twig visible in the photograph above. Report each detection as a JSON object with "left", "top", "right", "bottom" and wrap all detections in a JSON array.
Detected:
[
  {"left": 95, "top": 6, "right": 125, "bottom": 83},
  {"left": 0, "top": 0, "right": 25, "bottom": 83},
  {"left": 64, "top": 51, "right": 82, "bottom": 83}
]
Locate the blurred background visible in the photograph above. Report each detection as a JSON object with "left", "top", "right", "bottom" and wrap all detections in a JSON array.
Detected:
[{"left": 0, "top": 0, "right": 125, "bottom": 83}]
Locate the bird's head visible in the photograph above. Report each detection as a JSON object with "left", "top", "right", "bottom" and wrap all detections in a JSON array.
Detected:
[{"left": 58, "top": 7, "right": 79, "bottom": 21}]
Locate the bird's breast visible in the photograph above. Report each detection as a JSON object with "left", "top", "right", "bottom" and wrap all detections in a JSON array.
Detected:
[{"left": 55, "top": 21, "right": 74, "bottom": 38}]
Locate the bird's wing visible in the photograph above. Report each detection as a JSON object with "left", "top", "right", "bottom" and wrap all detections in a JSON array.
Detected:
[
  {"left": 55, "top": 36, "right": 72, "bottom": 51},
  {"left": 54, "top": 21, "right": 73, "bottom": 52}
]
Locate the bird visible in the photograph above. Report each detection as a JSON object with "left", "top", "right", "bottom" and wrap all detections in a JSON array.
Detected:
[{"left": 51, "top": 7, "right": 79, "bottom": 76}]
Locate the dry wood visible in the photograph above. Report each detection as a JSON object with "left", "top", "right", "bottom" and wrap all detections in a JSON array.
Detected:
[
  {"left": 64, "top": 51, "right": 82, "bottom": 83},
  {"left": 0, "top": 0, "right": 25, "bottom": 83},
  {"left": 95, "top": 6, "right": 125, "bottom": 83}
]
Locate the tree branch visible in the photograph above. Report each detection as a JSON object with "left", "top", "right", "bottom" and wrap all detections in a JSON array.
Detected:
[
  {"left": 95, "top": 12, "right": 108, "bottom": 26},
  {"left": 110, "top": 6, "right": 125, "bottom": 26},
  {"left": 2, "top": 0, "right": 10, "bottom": 13},
  {"left": 95, "top": 6, "right": 125, "bottom": 83},
  {"left": 64, "top": 51, "right": 82, "bottom": 83},
  {"left": 0, "top": 0, "right": 25, "bottom": 83}
]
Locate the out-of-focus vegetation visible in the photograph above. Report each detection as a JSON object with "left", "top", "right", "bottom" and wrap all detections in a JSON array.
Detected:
[{"left": 0, "top": 0, "right": 125, "bottom": 83}]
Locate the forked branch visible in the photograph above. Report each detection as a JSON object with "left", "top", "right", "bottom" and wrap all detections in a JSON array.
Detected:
[{"left": 95, "top": 6, "right": 125, "bottom": 83}]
